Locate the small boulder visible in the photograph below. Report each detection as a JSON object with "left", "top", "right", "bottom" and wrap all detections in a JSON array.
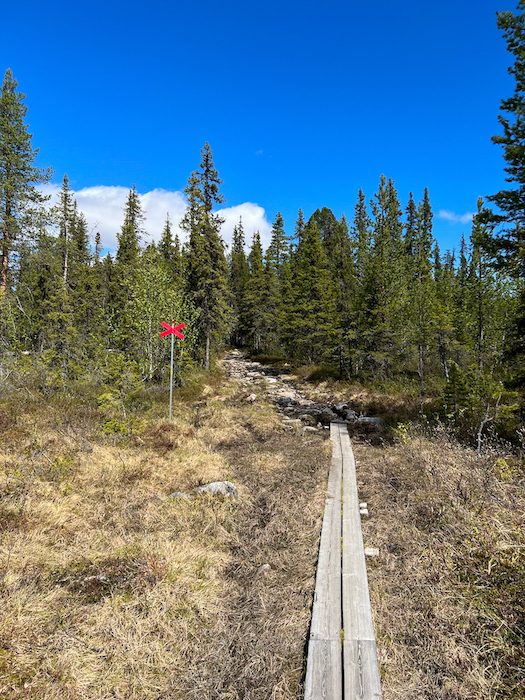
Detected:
[
  {"left": 343, "top": 409, "right": 357, "bottom": 421},
  {"left": 319, "top": 408, "right": 337, "bottom": 424},
  {"left": 356, "top": 416, "right": 383, "bottom": 427},
  {"left": 299, "top": 413, "right": 318, "bottom": 426},
  {"left": 195, "top": 481, "right": 238, "bottom": 499},
  {"left": 245, "top": 393, "right": 257, "bottom": 402},
  {"left": 277, "top": 396, "right": 298, "bottom": 407}
]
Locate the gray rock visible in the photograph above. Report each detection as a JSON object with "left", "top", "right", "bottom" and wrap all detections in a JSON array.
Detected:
[
  {"left": 169, "top": 491, "right": 189, "bottom": 499},
  {"left": 299, "top": 413, "right": 318, "bottom": 426},
  {"left": 356, "top": 416, "right": 383, "bottom": 427},
  {"left": 277, "top": 396, "right": 298, "bottom": 406},
  {"left": 319, "top": 408, "right": 337, "bottom": 424},
  {"left": 282, "top": 418, "right": 303, "bottom": 427},
  {"left": 255, "top": 563, "right": 271, "bottom": 576},
  {"left": 245, "top": 393, "right": 257, "bottom": 402},
  {"left": 195, "top": 481, "right": 238, "bottom": 498}
]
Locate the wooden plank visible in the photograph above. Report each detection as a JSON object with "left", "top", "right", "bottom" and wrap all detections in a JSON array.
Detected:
[
  {"left": 343, "top": 640, "right": 382, "bottom": 700},
  {"left": 304, "top": 640, "right": 342, "bottom": 700},
  {"left": 339, "top": 424, "right": 382, "bottom": 699},
  {"left": 304, "top": 423, "right": 343, "bottom": 700}
]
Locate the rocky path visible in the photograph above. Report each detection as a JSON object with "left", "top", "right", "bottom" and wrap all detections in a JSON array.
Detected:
[{"left": 221, "top": 349, "right": 381, "bottom": 432}]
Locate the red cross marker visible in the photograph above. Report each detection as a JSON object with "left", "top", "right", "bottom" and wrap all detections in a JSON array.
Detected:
[{"left": 160, "top": 321, "right": 185, "bottom": 340}]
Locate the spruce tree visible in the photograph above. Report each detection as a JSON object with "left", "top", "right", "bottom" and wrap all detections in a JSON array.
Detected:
[
  {"left": 481, "top": 2, "right": 525, "bottom": 386},
  {"left": 110, "top": 185, "right": 145, "bottom": 353},
  {"left": 406, "top": 188, "right": 437, "bottom": 410},
  {"left": 0, "top": 69, "right": 51, "bottom": 293},
  {"left": 245, "top": 231, "right": 266, "bottom": 352},
  {"left": 229, "top": 218, "right": 250, "bottom": 346},
  {"left": 159, "top": 213, "right": 182, "bottom": 283},
  {"left": 362, "top": 176, "right": 406, "bottom": 378},
  {"left": 293, "top": 208, "right": 306, "bottom": 251},
  {"left": 287, "top": 222, "right": 336, "bottom": 363},
  {"left": 56, "top": 174, "right": 75, "bottom": 285},
  {"left": 182, "top": 143, "right": 231, "bottom": 369},
  {"left": 266, "top": 211, "right": 288, "bottom": 275}
]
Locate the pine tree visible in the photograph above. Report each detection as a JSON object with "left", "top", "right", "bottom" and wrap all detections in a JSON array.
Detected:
[{"left": 0, "top": 69, "right": 51, "bottom": 293}]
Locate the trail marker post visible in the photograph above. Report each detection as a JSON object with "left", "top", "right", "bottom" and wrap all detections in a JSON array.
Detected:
[{"left": 159, "top": 322, "right": 185, "bottom": 421}]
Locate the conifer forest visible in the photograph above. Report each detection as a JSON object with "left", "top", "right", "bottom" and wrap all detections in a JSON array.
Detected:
[{"left": 2, "top": 45, "right": 525, "bottom": 446}]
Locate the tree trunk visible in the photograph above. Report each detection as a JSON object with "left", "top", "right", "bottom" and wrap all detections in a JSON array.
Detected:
[
  {"left": 205, "top": 327, "right": 210, "bottom": 370},
  {"left": 418, "top": 343, "right": 425, "bottom": 415}
]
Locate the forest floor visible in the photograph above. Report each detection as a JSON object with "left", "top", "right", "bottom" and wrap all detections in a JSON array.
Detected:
[{"left": 0, "top": 353, "right": 524, "bottom": 699}]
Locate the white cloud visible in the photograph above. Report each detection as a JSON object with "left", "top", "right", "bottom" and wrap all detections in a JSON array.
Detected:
[
  {"left": 218, "top": 203, "right": 272, "bottom": 251},
  {"left": 41, "top": 184, "right": 271, "bottom": 253},
  {"left": 437, "top": 209, "right": 474, "bottom": 225}
]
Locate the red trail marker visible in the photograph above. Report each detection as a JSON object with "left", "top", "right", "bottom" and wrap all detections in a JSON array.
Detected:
[{"left": 160, "top": 321, "right": 185, "bottom": 340}]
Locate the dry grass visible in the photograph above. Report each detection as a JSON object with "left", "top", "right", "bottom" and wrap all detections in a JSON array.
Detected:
[
  {"left": 355, "top": 424, "right": 525, "bottom": 699},
  {"left": 0, "top": 371, "right": 330, "bottom": 699}
]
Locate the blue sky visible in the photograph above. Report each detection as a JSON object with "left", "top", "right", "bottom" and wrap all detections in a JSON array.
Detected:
[{"left": 1, "top": 0, "right": 516, "bottom": 254}]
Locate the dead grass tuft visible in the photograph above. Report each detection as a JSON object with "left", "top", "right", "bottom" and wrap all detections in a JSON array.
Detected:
[
  {"left": 356, "top": 423, "right": 525, "bottom": 699},
  {"left": 0, "top": 366, "right": 329, "bottom": 699}
]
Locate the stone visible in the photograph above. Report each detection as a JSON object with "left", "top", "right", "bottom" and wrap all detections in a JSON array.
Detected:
[
  {"left": 299, "top": 413, "right": 318, "bottom": 426},
  {"left": 364, "top": 547, "right": 379, "bottom": 557},
  {"left": 245, "top": 393, "right": 257, "bottom": 402},
  {"left": 319, "top": 408, "right": 337, "bottom": 425},
  {"left": 356, "top": 416, "right": 383, "bottom": 427},
  {"left": 282, "top": 418, "right": 303, "bottom": 427},
  {"left": 255, "top": 563, "right": 271, "bottom": 576},
  {"left": 195, "top": 481, "right": 238, "bottom": 498},
  {"left": 277, "top": 396, "right": 298, "bottom": 406},
  {"left": 169, "top": 491, "right": 189, "bottom": 499}
]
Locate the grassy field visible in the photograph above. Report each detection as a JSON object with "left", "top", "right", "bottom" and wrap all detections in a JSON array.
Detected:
[
  {"left": 0, "top": 365, "right": 330, "bottom": 699},
  {"left": 1, "top": 358, "right": 524, "bottom": 699}
]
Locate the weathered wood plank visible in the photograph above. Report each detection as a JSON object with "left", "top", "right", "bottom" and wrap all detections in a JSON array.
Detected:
[
  {"left": 343, "top": 640, "right": 382, "bottom": 700},
  {"left": 339, "top": 424, "right": 382, "bottom": 699},
  {"left": 304, "top": 424, "right": 343, "bottom": 700},
  {"left": 305, "top": 423, "right": 382, "bottom": 700},
  {"left": 304, "top": 640, "right": 343, "bottom": 700}
]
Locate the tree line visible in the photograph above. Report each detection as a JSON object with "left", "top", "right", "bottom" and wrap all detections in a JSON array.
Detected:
[{"left": 2, "top": 2, "right": 525, "bottom": 444}]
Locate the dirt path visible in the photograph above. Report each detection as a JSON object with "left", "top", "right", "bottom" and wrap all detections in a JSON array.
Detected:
[
  {"left": 220, "top": 350, "right": 363, "bottom": 431},
  {"left": 174, "top": 352, "right": 334, "bottom": 699}
]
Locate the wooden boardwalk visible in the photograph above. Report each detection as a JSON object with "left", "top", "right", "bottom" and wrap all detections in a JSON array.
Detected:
[{"left": 304, "top": 422, "right": 382, "bottom": 700}]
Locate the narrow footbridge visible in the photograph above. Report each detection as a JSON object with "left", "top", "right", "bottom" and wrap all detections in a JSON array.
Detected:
[{"left": 304, "top": 422, "right": 382, "bottom": 700}]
